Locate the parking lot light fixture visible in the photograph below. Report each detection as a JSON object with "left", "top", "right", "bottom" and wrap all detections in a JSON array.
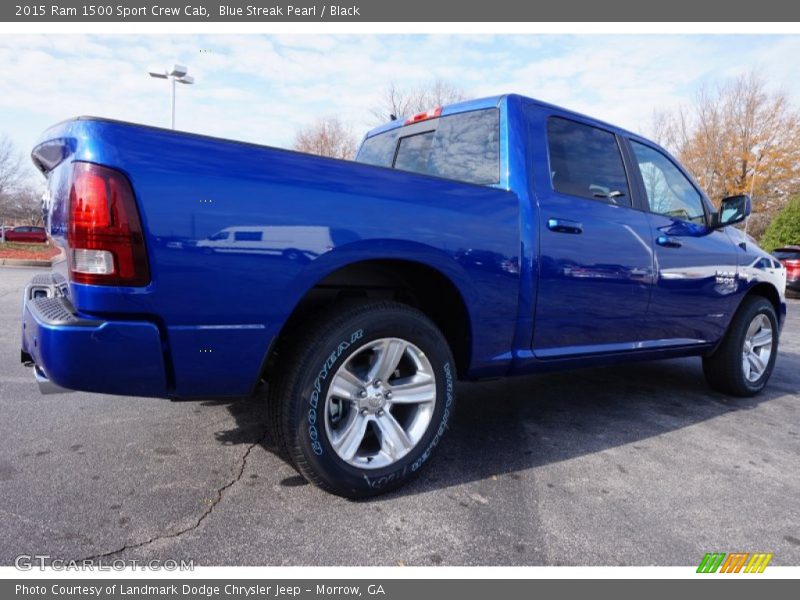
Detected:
[{"left": 148, "top": 64, "right": 195, "bottom": 129}]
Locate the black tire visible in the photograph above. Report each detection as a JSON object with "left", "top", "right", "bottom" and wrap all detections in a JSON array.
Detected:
[
  {"left": 703, "top": 296, "right": 779, "bottom": 397},
  {"left": 268, "top": 300, "right": 457, "bottom": 498}
]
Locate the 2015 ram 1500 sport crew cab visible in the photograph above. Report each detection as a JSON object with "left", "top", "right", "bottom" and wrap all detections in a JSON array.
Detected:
[{"left": 22, "top": 94, "right": 787, "bottom": 497}]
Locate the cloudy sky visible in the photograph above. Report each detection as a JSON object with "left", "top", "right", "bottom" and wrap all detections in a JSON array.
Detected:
[{"left": 1, "top": 34, "right": 799, "bottom": 183}]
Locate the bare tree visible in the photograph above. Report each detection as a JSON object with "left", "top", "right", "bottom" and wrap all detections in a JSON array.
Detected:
[
  {"left": 0, "top": 134, "right": 25, "bottom": 198},
  {"left": 0, "top": 135, "right": 36, "bottom": 235},
  {"left": 370, "top": 79, "right": 468, "bottom": 124},
  {"left": 292, "top": 117, "right": 358, "bottom": 160},
  {"left": 17, "top": 188, "right": 45, "bottom": 226},
  {"left": 655, "top": 72, "right": 800, "bottom": 221},
  {"left": 0, "top": 186, "right": 44, "bottom": 228}
]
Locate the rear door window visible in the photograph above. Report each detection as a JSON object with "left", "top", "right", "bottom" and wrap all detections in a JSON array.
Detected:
[{"left": 546, "top": 117, "right": 631, "bottom": 205}]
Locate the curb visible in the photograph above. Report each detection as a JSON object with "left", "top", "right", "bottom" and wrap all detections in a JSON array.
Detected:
[
  {"left": 0, "top": 258, "right": 53, "bottom": 267},
  {"left": 52, "top": 246, "right": 67, "bottom": 264},
  {"left": 0, "top": 246, "right": 65, "bottom": 268}
]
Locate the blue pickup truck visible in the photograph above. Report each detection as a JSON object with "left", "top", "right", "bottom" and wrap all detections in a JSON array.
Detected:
[{"left": 22, "top": 94, "right": 786, "bottom": 497}]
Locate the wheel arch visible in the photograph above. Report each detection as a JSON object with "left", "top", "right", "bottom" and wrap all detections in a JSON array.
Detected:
[
  {"left": 741, "top": 281, "right": 784, "bottom": 325},
  {"left": 266, "top": 253, "right": 475, "bottom": 380}
]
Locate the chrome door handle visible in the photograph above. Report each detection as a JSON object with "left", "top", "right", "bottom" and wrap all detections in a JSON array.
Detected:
[{"left": 547, "top": 218, "right": 583, "bottom": 234}]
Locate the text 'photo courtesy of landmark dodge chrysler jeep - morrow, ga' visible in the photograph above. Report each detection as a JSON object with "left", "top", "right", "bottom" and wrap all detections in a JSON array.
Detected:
[{"left": 22, "top": 94, "right": 787, "bottom": 497}]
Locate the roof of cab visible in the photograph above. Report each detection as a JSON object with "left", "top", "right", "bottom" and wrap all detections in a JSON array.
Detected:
[
  {"left": 363, "top": 93, "right": 643, "bottom": 141},
  {"left": 365, "top": 95, "right": 505, "bottom": 137}
]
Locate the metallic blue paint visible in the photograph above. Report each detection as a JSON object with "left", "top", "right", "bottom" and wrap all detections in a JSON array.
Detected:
[
  {"left": 21, "top": 307, "right": 166, "bottom": 396},
  {"left": 643, "top": 215, "right": 739, "bottom": 343},
  {"left": 24, "top": 94, "right": 786, "bottom": 398},
  {"left": 526, "top": 102, "right": 655, "bottom": 356},
  {"left": 31, "top": 110, "right": 520, "bottom": 397}
]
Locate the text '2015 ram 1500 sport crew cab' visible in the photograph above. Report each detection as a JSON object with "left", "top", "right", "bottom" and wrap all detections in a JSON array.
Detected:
[{"left": 21, "top": 94, "right": 787, "bottom": 497}]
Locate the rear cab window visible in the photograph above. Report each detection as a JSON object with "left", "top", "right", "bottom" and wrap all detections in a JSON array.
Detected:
[{"left": 355, "top": 108, "right": 500, "bottom": 186}]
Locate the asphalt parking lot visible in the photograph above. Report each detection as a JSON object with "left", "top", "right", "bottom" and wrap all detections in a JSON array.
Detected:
[{"left": 0, "top": 265, "right": 798, "bottom": 566}]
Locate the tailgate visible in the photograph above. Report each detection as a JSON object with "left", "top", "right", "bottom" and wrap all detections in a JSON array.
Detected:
[{"left": 31, "top": 120, "right": 151, "bottom": 289}]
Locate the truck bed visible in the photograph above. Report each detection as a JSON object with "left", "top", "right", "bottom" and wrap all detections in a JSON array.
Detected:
[{"left": 29, "top": 118, "right": 521, "bottom": 397}]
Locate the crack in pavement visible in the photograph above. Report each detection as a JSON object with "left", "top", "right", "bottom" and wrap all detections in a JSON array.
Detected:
[{"left": 78, "top": 427, "right": 269, "bottom": 561}]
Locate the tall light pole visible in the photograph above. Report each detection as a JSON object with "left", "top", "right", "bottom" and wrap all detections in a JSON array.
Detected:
[
  {"left": 749, "top": 144, "right": 762, "bottom": 198},
  {"left": 148, "top": 64, "right": 195, "bottom": 129},
  {"left": 744, "top": 144, "right": 764, "bottom": 238}
]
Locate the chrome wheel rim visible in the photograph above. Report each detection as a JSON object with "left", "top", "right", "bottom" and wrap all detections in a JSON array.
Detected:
[
  {"left": 742, "top": 314, "right": 773, "bottom": 383},
  {"left": 324, "top": 337, "right": 437, "bottom": 470}
]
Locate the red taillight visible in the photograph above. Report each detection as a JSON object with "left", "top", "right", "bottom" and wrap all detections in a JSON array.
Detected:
[
  {"left": 405, "top": 106, "right": 442, "bottom": 125},
  {"left": 784, "top": 259, "right": 800, "bottom": 276},
  {"left": 68, "top": 162, "right": 150, "bottom": 286},
  {"left": 72, "top": 172, "right": 110, "bottom": 228}
]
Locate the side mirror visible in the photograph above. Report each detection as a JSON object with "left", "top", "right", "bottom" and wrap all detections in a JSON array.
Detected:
[{"left": 715, "top": 194, "right": 752, "bottom": 228}]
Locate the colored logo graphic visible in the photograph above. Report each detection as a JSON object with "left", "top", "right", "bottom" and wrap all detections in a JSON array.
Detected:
[{"left": 697, "top": 552, "right": 773, "bottom": 573}]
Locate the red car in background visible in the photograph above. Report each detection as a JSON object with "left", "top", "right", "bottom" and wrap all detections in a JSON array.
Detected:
[
  {"left": 3, "top": 226, "right": 48, "bottom": 243},
  {"left": 772, "top": 246, "right": 800, "bottom": 296}
]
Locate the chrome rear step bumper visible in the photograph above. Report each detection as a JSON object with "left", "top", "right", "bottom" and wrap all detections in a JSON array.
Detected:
[
  {"left": 21, "top": 272, "right": 73, "bottom": 395},
  {"left": 33, "top": 364, "right": 73, "bottom": 395},
  {"left": 20, "top": 271, "right": 168, "bottom": 397}
]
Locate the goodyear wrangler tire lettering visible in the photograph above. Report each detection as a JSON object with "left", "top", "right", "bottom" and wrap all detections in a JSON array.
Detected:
[
  {"left": 305, "top": 329, "right": 363, "bottom": 457},
  {"left": 269, "top": 301, "right": 456, "bottom": 498},
  {"left": 411, "top": 362, "right": 453, "bottom": 472}
]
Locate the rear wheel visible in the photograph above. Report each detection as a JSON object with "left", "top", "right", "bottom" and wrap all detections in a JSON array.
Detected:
[
  {"left": 269, "top": 300, "right": 456, "bottom": 498},
  {"left": 703, "top": 296, "right": 779, "bottom": 397}
]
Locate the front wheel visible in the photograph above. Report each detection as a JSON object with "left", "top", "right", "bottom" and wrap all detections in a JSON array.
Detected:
[
  {"left": 703, "top": 296, "right": 779, "bottom": 397},
  {"left": 269, "top": 300, "right": 456, "bottom": 498}
]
